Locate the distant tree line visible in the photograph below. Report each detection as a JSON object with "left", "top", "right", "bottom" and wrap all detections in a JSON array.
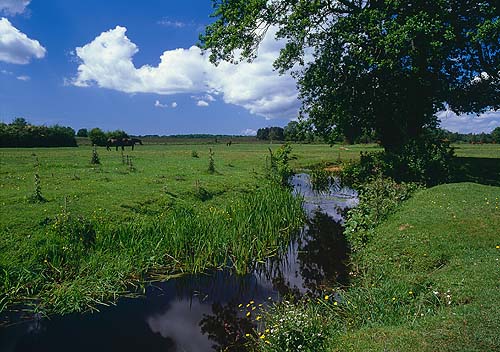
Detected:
[
  {"left": 439, "top": 127, "right": 500, "bottom": 144},
  {"left": 0, "top": 118, "right": 77, "bottom": 147}
]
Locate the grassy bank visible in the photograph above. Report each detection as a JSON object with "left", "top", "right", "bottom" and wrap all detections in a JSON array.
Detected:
[{"left": 259, "top": 182, "right": 500, "bottom": 351}]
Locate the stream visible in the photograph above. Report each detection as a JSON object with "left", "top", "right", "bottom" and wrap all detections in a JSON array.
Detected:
[{"left": 0, "top": 174, "right": 357, "bottom": 352}]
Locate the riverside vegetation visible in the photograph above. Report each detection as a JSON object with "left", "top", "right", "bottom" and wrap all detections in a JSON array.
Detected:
[{"left": 254, "top": 145, "right": 500, "bottom": 351}]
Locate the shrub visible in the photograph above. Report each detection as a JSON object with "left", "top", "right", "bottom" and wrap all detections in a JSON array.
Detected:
[
  {"left": 341, "top": 130, "right": 455, "bottom": 186},
  {"left": 208, "top": 148, "right": 215, "bottom": 173},
  {"left": 267, "top": 144, "right": 293, "bottom": 187},
  {"left": 344, "top": 175, "right": 419, "bottom": 252},
  {"left": 191, "top": 150, "right": 199, "bottom": 158}
]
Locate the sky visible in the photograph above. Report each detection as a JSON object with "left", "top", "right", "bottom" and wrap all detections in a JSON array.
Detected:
[{"left": 0, "top": 0, "right": 499, "bottom": 136}]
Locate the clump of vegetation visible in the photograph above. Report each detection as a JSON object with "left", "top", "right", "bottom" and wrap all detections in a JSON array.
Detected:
[
  {"left": 341, "top": 131, "right": 455, "bottom": 187},
  {"left": 267, "top": 144, "right": 293, "bottom": 187},
  {"left": 257, "top": 301, "right": 328, "bottom": 351},
  {"left": 208, "top": 148, "right": 216, "bottom": 173},
  {"left": 309, "top": 163, "right": 331, "bottom": 193},
  {"left": 90, "top": 145, "right": 100, "bottom": 165},
  {"left": 344, "top": 174, "right": 419, "bottom": 252},
  {"left": 28, "top": 156, "right": 46, "bottom": 203},
  {"left": 191, "top": 150, "right": 199, "bottom": 158},
  {"left": 193, "top": 180, "right": 212, "bottom": 201}
]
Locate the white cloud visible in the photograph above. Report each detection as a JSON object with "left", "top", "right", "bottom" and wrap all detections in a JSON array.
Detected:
[
  {"left": 196, "top": 100, "right": 209, "bottom": 107},
  {"left": 16, "top": 74, "right": 29, "bottom": 80},
  {"left": 0, "top": 0, "right": 30, "bottom": 15},
  {"left": 241, "top": 128, "right": 257, "bottom": 136},
  {"left": 438, "top": 110, "right": 500, "bottom": 134},
  {"left": 155, "top": 100, "right": 178, "bottom": 109},
  {"left": 154, "top": 100, "right": 167, "bottom": 108},
  {"left": 1, "top": 68, "right": 12, "bottom": 74},
  {"left": 157, "top": 19, "right": 186, "bottom": 28},
  {"left": 0, "top": 17, "right": 46, "bottom": 64},
  {"left": 72, "top": 25, "right": 300, "bottom": 120}
]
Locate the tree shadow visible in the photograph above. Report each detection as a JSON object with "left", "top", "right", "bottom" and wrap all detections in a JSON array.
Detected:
[{"left": 452, "top": 157, "right": 500, "bottom": 186}]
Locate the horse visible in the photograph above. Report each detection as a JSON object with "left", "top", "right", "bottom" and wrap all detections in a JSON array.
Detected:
[
  {"left": 122, "top": 138, "right": 143, "bottom": 150},
  {"left": 106, "top": 138, "right": 143, "bottom": 151}
]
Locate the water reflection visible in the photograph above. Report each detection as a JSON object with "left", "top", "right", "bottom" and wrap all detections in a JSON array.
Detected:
[{"left": 0, "top": 174, "right": 357, "bottom": 352}]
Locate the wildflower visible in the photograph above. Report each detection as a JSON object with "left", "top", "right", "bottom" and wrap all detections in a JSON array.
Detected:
[
  {"left": 238, "top": 303, "right": 243, "bottom": 308},
  {"left": 245, "top": 333, "right": 251, "bottom": 337},
  {"left": 249, "top": 300, "right": 254, "bottom": 304},
  {"left": 334, "top": 301, "right": 338, "bottom": 306},
  {"left": 324, "top": 295, "right": 329, "bottom": 300},
  {"left": 265, "top": 329, "right": 270, "bottom": 333},
  {"left": 392, "top": 297, "right": 396, "bottom": 301},
  {"left": 256, "top": 316, "right": 262, "bottom": 321},
  {"left": 260, "top": 334, "right": 266, "bottom": 339},
  {"left": 408, "top": 291, "right": 413, "bottom": 295},
  {"left": 496, "top": 245, "right": 500, "bottom": 249},
  {"left": 246, "top": 312, "right": 251, "bottom": 317}
]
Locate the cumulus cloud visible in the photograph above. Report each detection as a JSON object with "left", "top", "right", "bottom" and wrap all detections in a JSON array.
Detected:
[
  {"left": 438, "top": 110, "right": 500, "bottom": 134},
  {"left": 16, "top": 74, "right": 29, "bottom": 80},
  {"left": 171, "top": 102, "right": 177, "bottom": 108},
  {"left": 72, "top": 26, "right": 300, "bottom": 119},
  {"left": 196, "top": 100, "right": 209, "bottom": 107},
  {"left": 0, "top": 17, "right": 46, "bottom": 64},
  {"left": 0, "top": 0, "right": 30, "bottom": 15}
]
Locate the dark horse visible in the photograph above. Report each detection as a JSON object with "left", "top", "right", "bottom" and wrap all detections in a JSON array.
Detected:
[{"left": 106, "top": 138, "right": 143, "bottom": 151}]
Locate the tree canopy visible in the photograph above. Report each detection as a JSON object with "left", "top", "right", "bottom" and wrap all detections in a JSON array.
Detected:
[{"left": 201, "top": 0, "right": 499, "bottom": 150}]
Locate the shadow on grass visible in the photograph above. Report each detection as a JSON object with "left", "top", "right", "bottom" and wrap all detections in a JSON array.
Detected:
[{"left": 452, "top": 157, "right": 500, "bottom": 186}]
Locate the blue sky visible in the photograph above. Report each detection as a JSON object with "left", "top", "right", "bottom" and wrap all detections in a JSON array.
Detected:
[{"left": 1, "top": 0, "right": 499, "bottom": 135}]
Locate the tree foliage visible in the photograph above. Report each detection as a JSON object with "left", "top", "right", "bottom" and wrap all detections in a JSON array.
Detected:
[
  {"left": 0, "top": 119, "right": 76, "bottom": 147},
  {"left": 257, "top": 126, "right": 285, "bottom": 140},
  {"left": 201, "top": 0, "right": 499, "bottom": 150}
]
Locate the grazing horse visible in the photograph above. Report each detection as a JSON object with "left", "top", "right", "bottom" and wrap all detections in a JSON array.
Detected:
[
  {"left": 106, "top": 138, "right": 143, "bottom": 151},
  {"left": 122, "top": 138, "right": 143, "bottom": 150}
]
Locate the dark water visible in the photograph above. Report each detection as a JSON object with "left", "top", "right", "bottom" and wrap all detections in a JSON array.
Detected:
[{"left": 0, "top": 174, "right": 357, "bottom": 352}]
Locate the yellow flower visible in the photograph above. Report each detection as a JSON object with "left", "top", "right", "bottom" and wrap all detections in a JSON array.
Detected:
[
  {"left": 409, "top": 291, "right": 413, "bottom": 295},
  {"left": 238, "top": 303, "right": 243, "bottom": 308},
  {"left": 392, "top": 297, "right": 396, "bottom": 301},
  {"left": 256, "top": 316, "right": 262, "bottom": 321},
  {"left": 496, "top": 245, "right": 500, "bottom": 249},
  {"left": 265, "top": 329, "right": 270, "bottom": 333},
  {"left": 245, "top": 333, "right": 251, "bottom": 337},
  {"left": 324, "top": 295, "right": 329, "bottom": 300},
  {"left": 334, "top": 301, "right": 338, "bottom": 306},
  {"left": 246, "top": 312, "right": 251, "bottom": 317},
  {"left": 260, "top": 334, "right": 266, "bottom": 339},
  {"left": 249, "top": 300, "right": 255, "bottom": 304}
]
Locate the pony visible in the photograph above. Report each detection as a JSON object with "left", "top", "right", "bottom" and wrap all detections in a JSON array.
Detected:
[{"left": 106, "top": 138, "right": 143, "bottom": 151}]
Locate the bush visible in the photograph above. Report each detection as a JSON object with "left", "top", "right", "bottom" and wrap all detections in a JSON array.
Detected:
[
  {"left": 341, "top": 130, "right": 455, "bottom": 186},
  {"left": 344, "top": 175, "right": 419, "bottom": 252},
  {"left": 267, "top": 144, "right": 293, "bottom": 187}
]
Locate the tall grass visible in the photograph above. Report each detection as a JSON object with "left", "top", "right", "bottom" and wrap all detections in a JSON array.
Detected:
[{"left": 0, "top": 183, "right": 304, "bottom": 315}]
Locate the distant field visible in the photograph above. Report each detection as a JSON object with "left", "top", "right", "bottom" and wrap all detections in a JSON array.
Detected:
[{"left": 1, "top": 142, "right": 498, "bottom": 230}]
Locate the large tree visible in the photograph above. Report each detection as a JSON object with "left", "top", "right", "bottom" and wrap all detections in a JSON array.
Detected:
[{"left": 201, "top": 0, "right": 499, "bottom": 150}]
